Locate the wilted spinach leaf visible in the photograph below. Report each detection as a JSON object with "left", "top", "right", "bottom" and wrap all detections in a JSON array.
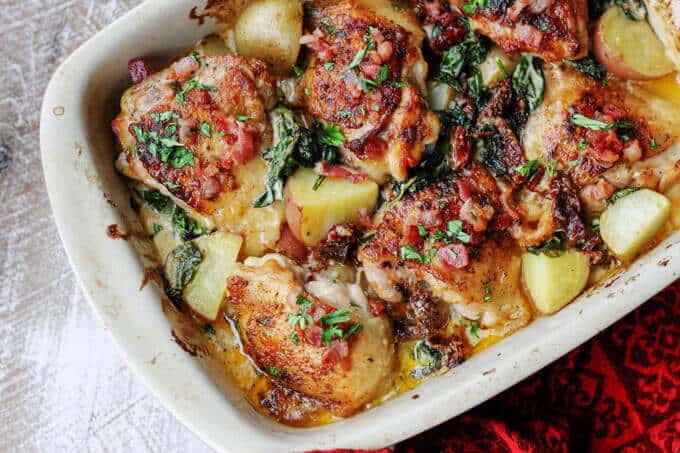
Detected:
[
  {"left": 411, "top": 340, "right": 443, "bottom": 380},
  {"left": 564, "top": 54, "right": 608, "bottom": 82},
  {"left": 476, "top": 127, "right": 507, "bottom": 177},
  {"left": 512, "top": 54, "right": 545, "bottom": 114},
  {"left": 164, "top": 242, "right": 202, "bottom": 291},
  {"left": 172, "top": 207, "right": 206, "bottom": 241}
]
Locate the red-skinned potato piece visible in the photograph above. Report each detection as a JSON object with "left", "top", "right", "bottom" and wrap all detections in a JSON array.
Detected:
[
  {"left": 593, "top": 6, "right": 674, "bottom": 81},
  {"left": 284, "top": 169, "right": 379, "bottom": 246}
]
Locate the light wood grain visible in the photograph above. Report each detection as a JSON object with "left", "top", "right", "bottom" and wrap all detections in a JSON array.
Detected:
[{"left": 0, "top": 1, "right": 212, "bottom": 451}]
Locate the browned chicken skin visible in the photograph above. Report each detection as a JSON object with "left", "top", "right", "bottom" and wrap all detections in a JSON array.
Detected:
[
  {"left": 450, "top": 0, "right": 589, "bottom": 62},
  {"left": 226, "top": 257, "right": 396, "bottom": 416},
  {"left": 300, "top": 0, "right": 439, "bottom": 181}
]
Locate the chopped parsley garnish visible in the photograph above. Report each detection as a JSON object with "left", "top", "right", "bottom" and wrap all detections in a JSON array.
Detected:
[
  {"left": 496, "top": 58, "right": 509, "bottom": 77},
  {"left": 359, "top": 77, "right": 377, "bottom": 92},
  {"left": 514, "top": 159, "right": 540, "bottom": 179},
  {"left": 234, "top": 114, "right": 250, "bottom": 121},
  {"left": 199, "top": 122, "right": 211, "bottom": 138},
  {"left": 483, "top": 281, "right": 492, "bottom": 303},
  {"left": 324, "top": 61, "right": 335, "bottom": 71},
  {"left": 304, "top": 87, "right": 311, "bottom": 96},
  {"left": 175, "top": 77, "right": 215, "bottom": 105},
  {"left": 417, "top": 225, "right": 428, "bottom": 237},
  {"left": 151, "top": 111, "right": 179, "bottom": 123},
  {"left": 320, "top": 19, "right": 335, "bottom": 35},
  {"left": 462, "top": 0, "right": 488, "bottom": 15},
  {"left": 165, "top": 181, "right": 180, "bottom": 189},
  {"left": 606, "top": 187, "right": 641, "bottom": 206},
  {"left": 650, "top": 138, "right": 659, "bottom": 150},
  {"left": 190, "top": 51, "right": 207, "bottom": 67},
  {"left": 292, "top": 65, "right": 305, "bottom": 79},
  {"left": 320, "top": 308, "right": 362, "bottom": 348},
  {"left": 571, "top": 113, "right": 632, "bottom": 131},
  {"left": 288, "top": 295, "right": 314, "bottom": 330},
  {"left": 386, "top": 175, "right": 418, "bottom": 209},
  {"left": 401, "top": 245, "right": 437, "bottom": 264},
  {"left": 267, "top": 366, "right": 280, "bottom": 377},
  {"left": 438, "top": 220, "right": 471, "bottom": 244},
  {"left": 546, "top": 160, "right": 557, "bottom": 178},
  {"left": 378, "top": 65, "right": 390, "bottom": 83},
  {"left": 569, "top": 159, "right": 581, "bottom": 168},
  {"left": 467, "top": 321, "right": 480, "bottom": 339},
  {"left": 289, "top": 333, "right": 300, "bottom": 345},
  {"left": 392, "top": 81, "right": 406, "bottom": 88},
  {"left": 348, "top": 46, "right": 368, "bottom": 70}
]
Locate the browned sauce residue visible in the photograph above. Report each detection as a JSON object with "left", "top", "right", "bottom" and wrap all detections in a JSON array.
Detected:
[{"left": 106, "top": 224, "right": 129, "bottom": 240}]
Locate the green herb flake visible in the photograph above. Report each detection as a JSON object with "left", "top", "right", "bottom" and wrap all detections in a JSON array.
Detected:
[
  {"left": 289, "top": 333, "right": 300, "bottom": 345},
  {"left": 606, "top": 187, "right": 641, "bottom": 206},
  {"left": 348, "top": 46, "right": 368, "bottom": 70},
  {"left": 199, "top": 122, "right": 211, "bottom": 138},
  {"left": 513, "top": 159, "right": 540, "bottom": 179},
  {"left": 234, "top": 114, "right": 250, "bottom": 122},
  {"left": 267, "top": 366, "right": 280, "bottom": 377},
  {"left": 417, "top": 225, "right": 428, "bottom": 237},
  {"left": 378, "top": 65, "right": 390, "bottom": 84},
  {"left": 467, "top": 321, "right": 480, "bottom": 339},
  {"left": 324, "top": 61, "right": 335, "bottom": 71}
]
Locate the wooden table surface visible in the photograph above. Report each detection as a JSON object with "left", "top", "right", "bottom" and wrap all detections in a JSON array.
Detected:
[{"left": 0, "top": 1, "right": 212, "bottom": 451}]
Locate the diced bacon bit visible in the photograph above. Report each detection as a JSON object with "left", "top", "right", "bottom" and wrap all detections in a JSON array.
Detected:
[
  {"left": 305, "top": 325, "right": 324, "bottom": 348},
  {"left": 171, "top": 56, "right": 199, "bottom": 81},
  {"left": 622, "top": 140, "right": 642, "bottom": 163},
  {"left": 580, "top": 178, "right": 617, "bottom": 211},
  {"left": 277, "top": 225, "right": 308, "bottom": 263},
  {"left": 459, "top": 199, "right": 494, "bottom": 233},
  {"left": 377, "top": 41, "right": 394, "bottom": 62},
  {"left": 322, "top": 339, "right": 350, "bottom": 368},
  {"left": 201, "top": 176, "right": 222, "bottom": 200},
  {"left": 437, "top": 243, "right": 469, "bottom": 269},
  {"left": 314, "top": 161, "right": 369, "bottom": 183},
  {"left": 178, "top": 118, "right": 197, "bottom": 143},
  {"left": 457, "top": 180, "right": 473, "bottom": 201},
  {"left": 586, "top": 129, "right": 622, "bottom": 163},
  {"left": 309, "top": 304, "right": 328, "bottom": 323},
  {"left": 602, "top": 104, "right": 627, "bottom": 120},
  {"left": 111, "top": 117, "right": 123, "bottom": 136},
  {"left": 362, "top": 136, "right": 388, "bottom": 159},
  {"left": 357, "top": 210, "right": 374, "bottom": 229},
  {"left": 405, "top": 225, "right": 424, "bottom": 246},
  {"left": 448, "top": 126, "right": 471, "bottom": 170},
  {"left": 301, "top": 29, "right": 334, "bottom": 61},
  {"left": 128, "top": 58, "right": 150, "bottom": 84},
  {"left": 368, "top": 298, "right": 386, "bottom": 317},
  {"left": 210, "top": 111, "right": 256, "bottom": 166}
]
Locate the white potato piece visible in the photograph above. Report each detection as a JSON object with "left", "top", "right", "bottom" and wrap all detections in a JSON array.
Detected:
[
  {"left": 522, "top": 250, "right": 590, "bottom": 314},
  {"left": 234, "top": 0, "right": 303, "bottom": 74},
  {"left": 600, "top": 188, "right": 670, "bottom": 259},
  {"left": 183, "top": 232, "right": 243, "bottom": 321}
]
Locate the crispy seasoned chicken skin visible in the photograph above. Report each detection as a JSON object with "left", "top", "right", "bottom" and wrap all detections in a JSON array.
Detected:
[
  {"left": 449, "top": 0, "right": 588, "bottom": 62},
  {"left": 300, "top": 0, "right": 439, "bottom": 181},
  {"left": 226, "top": 255, "right": 396, "bottom": 416},
  {"left": 358, "top": 164, "right": 531, "bottom": 337},
  {"left": 523, "top": 65, "right": 680, "bottom": 211},
  {"left": 112, "top": 54, "right": 284, "bottom": 255}
]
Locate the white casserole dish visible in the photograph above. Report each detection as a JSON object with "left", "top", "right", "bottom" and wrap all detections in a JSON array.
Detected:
[{"left": 40, "top": 1, "right": 680, "bottom": 451}]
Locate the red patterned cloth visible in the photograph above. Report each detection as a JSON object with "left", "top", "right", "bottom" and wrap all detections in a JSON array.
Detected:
[{"left": 317, "top": 281, "right": 680, "bottom": 453}]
